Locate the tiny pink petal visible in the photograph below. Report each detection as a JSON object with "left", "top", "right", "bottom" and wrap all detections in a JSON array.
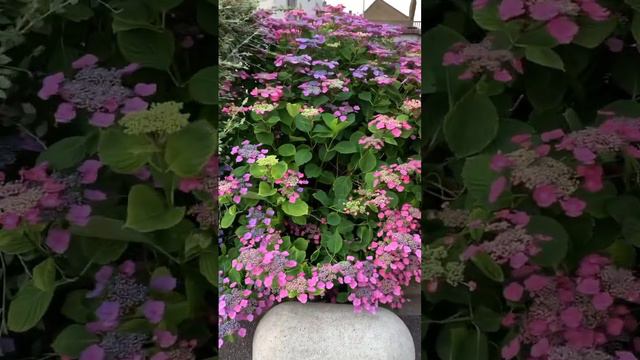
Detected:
[
  {"left": 546, "top": 17, "right": 579, "bottom": 44},
  {"left": 134, "top": 83, "right": 157, "bottom": 97},
  {"left": 90, "top": 112, "right": 116, "bottom": 128},
  {"left": 55, "top": 103, "right": 77, "bottom": 123},
  {"left": 499, "top": 0, "right": 525, "bottom": 20},
  {"left": 72, "top": 54, "right": 99, "bottom": 69},
  {"left": 46, "top": 228, "right": 71, "bottom": 254}
]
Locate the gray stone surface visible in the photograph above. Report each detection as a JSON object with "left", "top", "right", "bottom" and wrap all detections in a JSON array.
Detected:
[
  {"left": 220, "top": 283, "right": 422, "bottom": 360},
  {"left": 252, "top": 302, "right": 415, "bottom": 360}
]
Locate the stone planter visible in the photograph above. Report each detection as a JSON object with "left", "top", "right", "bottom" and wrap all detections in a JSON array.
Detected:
[{"left": 253, "top": 302, "right": 415, "bottom": 360}]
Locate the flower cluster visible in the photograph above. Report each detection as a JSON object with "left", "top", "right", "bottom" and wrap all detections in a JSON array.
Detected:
[
  {"left": 500, "top": 254, "right": 640, "bottom": 360},
  {"left": 423, "top": 244, "right": 467, "bottom": 292},
  {"left": 368, "top": 114, "right": 413, "bottom": 138},
  {"left": 478, "top": 0, "right": 611, "bottom": 44},
  {"left": 231, "top": 140, "right": 269, "bottom": 164},
  {"left": 78, "top": 261, "right": 195, "bottom": 360},
  {"left": 119, "top": 101, "right": 190, "bottom": 135},
  {"left": 489, "top": 134, "right": 588, "bottom": 217},
  {"left": 326, "top": 102, "right": 360, "bottom": 121},
  {"left": 343, "top": 188, "right": 391, "bottom": 216},
  {"left": 219, "top": 173, "right": 252, "bottom": 204},
  {"left": 38, "top": 54, "right": 156, "bottom": 127},
  {"left": 274, "top": 170, "right": 308, "bottom": 203},
  {"left": 373, "top": 159, "right": 421, "bottom": 192},
  {"left": 463, "top": 210, "right": 550, "bottom": 269},
  {"left": 443, "top": 36, "right": 523, "bottom": 82},
  {"left": 1, "top": 161, "right": 104, "bottom": 253}
]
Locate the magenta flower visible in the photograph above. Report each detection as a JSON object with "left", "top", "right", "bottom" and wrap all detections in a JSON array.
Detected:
[
  {"left": 499, "top": 0, "right": 525, "bottom": 20},
  {"left": 504, "top": 282, "right": 524, "bottom": 301},
  {"left": 79, "top": 344, "right": 105, "bottom": 360},
  {"left": 489, "top": 176, "right": 508, "bottom": 203},
  {"left": 96, "top": 301, "right": 120, "bottom": 322},
  {"left": 72, "top": 54, "right": 99, "bottom": 69},
  {"left": 45, "top": 228, "right": 71, "bottom": 254},
  {"left": 78, "top": 160, "right": 102, "bottom": 184},
  {"left": 546, "top": 16, "right": 579, "bottom": 44},
  {"left": 66, "top": 204, "right": 91, "bottom": 226},
  {"left": 532, "top": 184, "right": 558, "bottom": 207},
  {"left": 143, "top": 300, "right": 165, "bottom": 323},
  {"left": 150, "top": 275, "right": 177, "bottom": 293},
  {"left": 154, "top": 329, "right": 177, "bottom": 348}
]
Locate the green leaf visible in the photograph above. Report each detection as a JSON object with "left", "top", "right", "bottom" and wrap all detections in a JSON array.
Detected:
[
  {"left": 295, "top": 148, "right": 312, "bottom": 165},
  {"left": 334, "top": 141, "right": 357, "bottom": 154},
  {"left": 52, "top": 324, "right": 98, "bottom": 357},
  {"left": 305, "top": 163, "right": 322, "bottom": 178},
  {"left": 332, "top": 176, "right": 352, "bottom": 200},
  {"left": 220, "top": 209, "right": 236, "bottom": 228},
  {"left": 358, "top": 92, "right": 372, "bottom": 103},
  {"left": 293, "top": 238, "right": 309, "bottom": 251},
  {"left": 37, "top": 136, "right": 86, "bottom": 170},
  {"left": 525, "top": 47, "right": 565, "bottom": 71},
  {"left": 528, "top": 216, "right": 569, "bottom": 266},
  {"left": 295, "top": 116, "right": 313, "bottom": 132},
  {"left": 117, "top": 29, "right": 175, "bottom": 70},
  {"left": 188, "top": 66, "right": 216, "bottom": 105},
  {"left": 463, "top": 154, "right": 505, "bottom": 209},
  {"left": 525, "top": 65, "right": 567, "bottom": 110},
  {"left": 471, "top": 253, "right": 504, "bottom": 282},
  {"left": 70, "top": 216, "right": 151, "bottom": 243},
  {"left": 444, "top": 91, "right": 499, "bottom": 157},
  {"left": 81, "top": 238, "right": 128, "bottom": 265},
  {"left": 358, "top": 150, "right": 377, "bottom": 172},
  {"left": 33, "top": 258, "right": 56, "bottom": 291},
  {"left": 142, "top": 0, "right": 183, "bottom": 11},
  {"left": 271, "top": 161, "right": 288, "bottom": 179},
  {"left": 622, "top": 217, "right": 640, "bottom": 246},
  {"left": 199, "top": 250, "right": 217, "bottom": 285},
  {"left": 165, "top": 121, "right": 216, "bottom": 176},
  {"left": 612, "top": 54, "right": 640, "bottom": 97},
  {"left": 125, "top": 185, "right": 185, "bottom": 232},
  {"left": 632, "top": 12, "right": 640, "bottom": 45},
  {"left": 258, "top": 182, "right": 277, "bottom": 197},
  {"left": 327, "top": 212, "right": 341, "bottom": 226},
  {"left": 573, "top": 18, "right": 617, "bottom": 48},
  {"left": 196, "top": 0, "right": 217, "bottom": 35},
  {"left": 423, "top": 26, "right": 471, "bottom": 100},
  {"left": 473, "top": 307, "right": 501, "bottom": 332},
  {"left": 286, "top": 103, "right": 302, "bottom": 117},
  {"left": 278, "top": 144, "right": 296, "bottom": 157},
  {"left": 8, "top": 282, "right": 54, "bottom": 332},
  {"left": 322, "top": 230, "right": 343, "bottom": 254},
  {"left": 282, "top": 200, "right": 309, "bottom": 216},
  {"left": 472, "top": 2, "right": 503, "bottom": 31},
  {"left": 98, "top": 128, "right": 157, "bottom": 173},
  {"left": 61, "top": 290, "right": 91, "bottom": 322},
  {"left": 0, "top": 230, "right": 34, "bottom": 254},
  {"left": 61, "top": 3, "right": 95, "bottom": 22}
]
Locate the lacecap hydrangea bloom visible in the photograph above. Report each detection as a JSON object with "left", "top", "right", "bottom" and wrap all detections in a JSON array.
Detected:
[{"left": 38, "top": 54, "right": 156, "bottom": 127}]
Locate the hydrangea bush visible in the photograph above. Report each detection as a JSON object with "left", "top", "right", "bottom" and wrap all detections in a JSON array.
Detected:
[
  {"left": 0, "top": 0, "right": 217, "bottom": 358},
  {"left": 217, "top": 5, "right": 422, "bottom": 348},
  {"left": 426, "top": 0, "right": 640, "bottom": 359}
]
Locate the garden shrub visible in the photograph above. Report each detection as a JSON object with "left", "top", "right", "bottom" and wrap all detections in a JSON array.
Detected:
[
  {"left": 425, "top": 0, "right": 640, "bottom": 359},
  {"left": 0, "top": 0, "right": 216, "bottom": 358},
  {"left": 217, "top": 5, "right": 422, "bottom": 348}
]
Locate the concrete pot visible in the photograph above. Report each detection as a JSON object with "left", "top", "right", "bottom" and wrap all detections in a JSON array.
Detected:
[{"left": 252, "top": 302, "right": 415, "bottom": 360}]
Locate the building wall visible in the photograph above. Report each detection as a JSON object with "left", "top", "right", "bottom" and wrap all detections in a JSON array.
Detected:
[
  {"left": 364, "top": 0, "right": 409, "bottom": 23},
  {"left": 258, "top": 0, "right": 324, "bottom": 14}
]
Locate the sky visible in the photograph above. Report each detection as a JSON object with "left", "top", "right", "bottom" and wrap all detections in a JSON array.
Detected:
[{"left": 324, "top": 0, "right": 421, "bottom": 21}]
